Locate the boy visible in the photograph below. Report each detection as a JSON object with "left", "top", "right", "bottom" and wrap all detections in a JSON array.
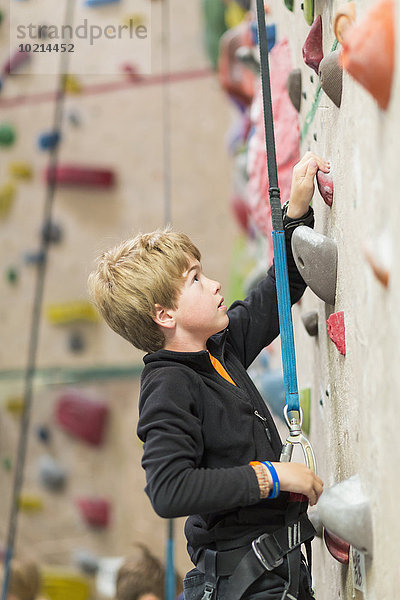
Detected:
[
  {"left": 88, "top": 152, "right": 326, "bottom": 600},
  {"left": 115, "top": 544, "right": 183, "bottom": 600}
]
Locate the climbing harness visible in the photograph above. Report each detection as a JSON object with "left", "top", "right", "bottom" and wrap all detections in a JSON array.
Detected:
[{"left": 0, "top": 3, "right": 76, "bottom": 600}]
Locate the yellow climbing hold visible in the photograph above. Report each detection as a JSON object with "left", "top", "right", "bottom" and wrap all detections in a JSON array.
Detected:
[
  {"left": 123, "top": 13, "right": 146, "bottom": 27},
  {"left": 64, "top": 74, "right": 83, "bottom": 94},
  {"left": 4, "top": 395, "right": 25, "bottom": 415},
  {"left": 9, "top": 161, "right": 33, "bottom": 179},
  {"left": 46, "top": 301, "right": 100, "bottom": 325},
  {"left": 41, "top": 567, "right": 92, "bottom": 600},
  {"left": 18, "top": 494, "right": 44, "bottom": 511},
  {"left": 0, "top": 182, "right": 16, "bottom": 218},
  {"left": 225, "top": 1, "right": 247, "bottom": 29}
]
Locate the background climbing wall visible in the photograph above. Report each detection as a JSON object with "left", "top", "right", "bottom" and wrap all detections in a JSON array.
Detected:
[
  {"left": 2, "top": 0, "right": 400, "bottom": 599},
  {"left": 0, "top": 0, "right": 237, "bottom": 592}
]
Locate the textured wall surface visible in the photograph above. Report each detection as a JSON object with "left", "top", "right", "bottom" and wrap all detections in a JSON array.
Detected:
[{"left": 267, "top": 0, "right": 400, "bottom": 598}]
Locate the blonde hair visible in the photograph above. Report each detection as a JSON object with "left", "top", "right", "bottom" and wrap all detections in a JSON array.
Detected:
[
  {"left": 115, "top": 544, "right": 183, "bottom": 600},
  {"left": 88, "top": 228, "right": 201, "bottom": 353},
  {"left": 0, "top": 560, "right": 41, "bottom": 600}
]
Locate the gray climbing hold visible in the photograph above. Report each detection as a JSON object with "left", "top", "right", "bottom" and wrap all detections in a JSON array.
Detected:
[
  {"left": 317, "top": 474, "right": 373, "bottom": 556},
  {"left": 287, "top": 69, "right": 302, "bottom": 112},
  {"left": 308, "top": 506, "right": 323, "bottom": 537},
  {"left": 301, "top": 310, "right": 318, "bottom": 336},
  {"left": 73, "top": 549, "right": 100, "bottom": 575},
  {"left": 319, "top": 49, "right": 343, "bottom": 108},
  {"left": 38, "top": 455, "right": 67, "bottom": 491},
  {"left": 291, "top": 227, "right": 338, "bottom": 305}
]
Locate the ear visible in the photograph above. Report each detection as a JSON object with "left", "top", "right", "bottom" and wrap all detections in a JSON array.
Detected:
[{"left": 153, "top": 304, "right": 176, "bottom": 330}]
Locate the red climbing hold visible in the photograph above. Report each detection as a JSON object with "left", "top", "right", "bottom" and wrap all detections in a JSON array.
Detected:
[
  {"left": 302, "top": 15, "right": 323, "bottom": 75},
  {"left": 324, "top": 529, "right": 350, "bottom": 564},
  {"left": 230, "top": 194, "right": 250, "bottom": 234},
  {"left": 340, "top": 0, "right": 394, "bottom": 110},
  {"left": 120, "top": 63, "right": 143, "bottom": 82},
  {"left": 45, "top": 165, "right": 115, "bottom": 188},
  {"left": 326, "top": 311, "right": 346, "bottom": 355},
  {"left": 316, "top": 169, "right": 334, "bottom": 207},
  {"left": 76, "top": 497, "right": 110, "bottom": 528},
  {"left": 3, "top": 49, "right": 31, "bottom": 76},
  {"left": 55, "top": 390, "right": 109, "bottom": 446}
]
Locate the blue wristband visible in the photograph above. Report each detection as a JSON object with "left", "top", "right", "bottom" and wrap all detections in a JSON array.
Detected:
[{"left": 262, "top": 461, "right": 280, "bottom": 499}]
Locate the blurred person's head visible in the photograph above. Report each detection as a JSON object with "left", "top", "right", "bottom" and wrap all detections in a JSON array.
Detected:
[
  {"left": 0, "top": 559, "right": 41, "bottom": 600},
  {"left": 88, "top": 228, "right": 201, "bottom": 353},
  {"left": 115, "top": 544, "right": 182, "bottom": 600}
]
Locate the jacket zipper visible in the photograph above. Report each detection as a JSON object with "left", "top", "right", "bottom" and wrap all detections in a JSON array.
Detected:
[{"left": 254, "top": 410, "right": 272, "bottom": 443}]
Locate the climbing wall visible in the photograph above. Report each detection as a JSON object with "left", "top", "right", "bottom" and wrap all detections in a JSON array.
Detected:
[
  {"left": 0, "top": 0, "right": 237, "bottom": 593},
  {"left": 211, "top": 0, "right": 400, "bottom": 598}
]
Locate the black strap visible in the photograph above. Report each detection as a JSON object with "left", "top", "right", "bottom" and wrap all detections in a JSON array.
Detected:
[
  {"left": 215, "top": 513, "right": 315, "bottom": 600},
  {"left": 282, "top": 501, "right": 305, "bottom": 600},
  {"left": 201, "top": 550, "right": 218, "bottom": 600}
]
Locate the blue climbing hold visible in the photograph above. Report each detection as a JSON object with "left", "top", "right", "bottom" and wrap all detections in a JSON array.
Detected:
[
  {"left": 38, "top": 131, "right": 61, "bottom": 151},
  {"left": 84, "top": 0, "right": 120, "bottom": 6},
  {"left": 36, "top": 424, "right": 51, "bottom": 444},
  {"left": 250, "top": 22, "right": 276, "bottom": 52}
]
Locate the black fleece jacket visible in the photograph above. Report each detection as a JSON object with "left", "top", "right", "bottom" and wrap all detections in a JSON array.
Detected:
[{"left": 137, "top": 214, "right": 313, "bottom": 565}]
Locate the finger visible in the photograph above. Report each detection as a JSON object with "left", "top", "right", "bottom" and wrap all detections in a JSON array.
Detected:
[
  {"left": 305, "top": 159, "right": 318, "bottom": 179},
  {"left": 299, "top": 152, "right": 330, "bottom": 172}
]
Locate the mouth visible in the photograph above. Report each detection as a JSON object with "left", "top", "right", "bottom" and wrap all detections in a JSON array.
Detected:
[{"left": 218, "top": 297, "right": 225, "bottom": 309}]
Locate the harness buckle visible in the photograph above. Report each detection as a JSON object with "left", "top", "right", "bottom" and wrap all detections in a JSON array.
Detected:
[
  {"left": 201, "top": 584, "right": 215, "bottom": 600},
  {"left": 252, "top": 533, "right": 284, "bottom": 571}
]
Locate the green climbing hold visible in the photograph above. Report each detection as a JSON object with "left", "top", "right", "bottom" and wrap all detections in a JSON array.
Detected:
[
  {"left": 299, "top": 388, "right": 311, "bottom": 435},
  {"left": 3, "top": 457, "right": 12, "bottom": 471},
  {"left": 284, "top": 0, "right": 294, "bottom": 12},
  {"left": 302, "top": 0, "right": 315, "bottom": 26},
  {"left": 6, "top": 266, "right": 19, "bottom": 285},
  {"left": 202, "top": 0, "right": 228, "bottom": 70},
  {"left": 0, "top": 123, "right": 16, "bottom": 147}
]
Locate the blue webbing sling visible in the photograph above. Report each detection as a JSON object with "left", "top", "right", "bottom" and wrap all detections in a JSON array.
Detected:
[{"left": 255, "top": 0, "right": 316, "bottom": 472}]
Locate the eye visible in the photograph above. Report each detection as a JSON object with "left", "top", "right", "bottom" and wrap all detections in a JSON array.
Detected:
[{"left": 193, "top": 274, "right": 199, "bottom": 282}]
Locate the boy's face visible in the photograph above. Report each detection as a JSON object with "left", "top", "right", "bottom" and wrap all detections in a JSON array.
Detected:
[{"left": 166, "top": 257, "right": 229, "bottom": 351}]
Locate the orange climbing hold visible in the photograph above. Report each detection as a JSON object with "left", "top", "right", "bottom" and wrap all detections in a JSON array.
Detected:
[
  {"left": 340, "top": 0, "right": 395, "bottom": 110},
  {"left": 363, "top": 232, "right": 391, "bottom": 287},
  {"left": 334, "top": 2, "right": 356, "bottom": 45},
  {"left": 327, "top": 311, "right": 346, "bottom": 355}
]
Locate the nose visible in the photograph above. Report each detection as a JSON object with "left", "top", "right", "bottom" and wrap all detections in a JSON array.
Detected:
[{"left": 211, "top": 279, "right": 221, "bottom": 294}]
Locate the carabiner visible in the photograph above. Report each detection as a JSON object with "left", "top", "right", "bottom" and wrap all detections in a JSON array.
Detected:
[{"left": 280, "top": 406, "right": 317, "bottom": 473}]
